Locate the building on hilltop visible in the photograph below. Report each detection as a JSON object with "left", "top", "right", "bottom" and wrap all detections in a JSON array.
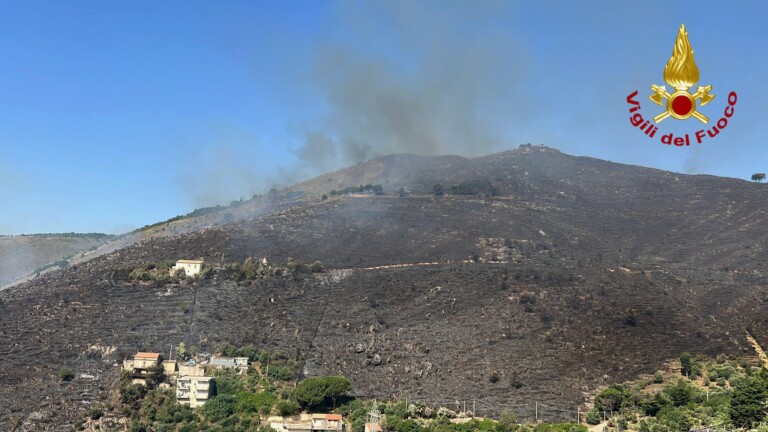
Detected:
[
  {"left": 169, "top": 259, "right": 204, "bottom": 277},
  {"left": 176, "top": 376, "right": 215, "bottom": 408}
]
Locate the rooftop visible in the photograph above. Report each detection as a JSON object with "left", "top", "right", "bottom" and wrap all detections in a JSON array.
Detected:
[
  {"left": 176, "top": 259, "right": 204, "bottom": 264},
  {"left": 134, "top": 352, "right": 160, "bottom": 360}
]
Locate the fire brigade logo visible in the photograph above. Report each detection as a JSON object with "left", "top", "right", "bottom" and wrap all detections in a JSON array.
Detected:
[
  {"left": 625, "top": 24, "right": 738, "bottom": 147},
  {"left": 649, "top": 24, "right": 714, "bottom": 123}
]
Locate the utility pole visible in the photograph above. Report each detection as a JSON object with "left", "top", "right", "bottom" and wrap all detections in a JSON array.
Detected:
[
  {"left": 473, "top": 398, "right": 476, "bottom": 417},
  {"left": 577, "top": 407, "right": 580, "bottom": 424},
  {"left": 368, "top": 400, "right": 381, "bottom": 424},
  {"left": 535, "top": 401, "right": 538, "bottom": 421},
  {"left": 169, "top": 345, "right": 173, "bottom": 361}
]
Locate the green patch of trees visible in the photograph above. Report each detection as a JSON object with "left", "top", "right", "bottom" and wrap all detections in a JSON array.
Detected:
[{"left": 293, "top": 376, "right": 352, "bottom": 409}]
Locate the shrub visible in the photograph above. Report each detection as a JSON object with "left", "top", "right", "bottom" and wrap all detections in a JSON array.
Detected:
[
  {"left": 90, "top": 406, "right": 103, "bottom": 420},
  {"left": 623, "top": 308, "right": 638, "bottom": 326},
  {"left": 277, "top": 400, "right": 300, "bottom": 416},
  {"left": 519, "top": 291, "right": 537, "bottom": 305},
  {"left": 267, "top": 365, "right": 294, "bottom": 381},
  {"left": 235, "top": 391, "right": 275, "bottom": 414},
  {"left": 201, "top": 395, "right": 236, "bottom": 422},
  {"left": 489, "top": 371, "right": 500, "bottom": 383},
  {"left": 310, "top": 261, "right": 325, "bottom": 273},
  {"left": 653, "top": 371, "right": 664, "bottom": 384},
  {"left": 586, "top": 408, "right": 601, "bottom": 425},
  {"left": 59, "top": 367, "right": 75, "bottom": 381},
  {"left": 498, "top": 411, "right": 517, "bottom": 432},
  {"left": 287, "top": 259, "right": 309, "bottom": 274}
]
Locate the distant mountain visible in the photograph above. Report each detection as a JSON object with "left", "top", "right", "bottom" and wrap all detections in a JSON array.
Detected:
[
  {"left": 2, "top": 145, "right": 768, "bottom": 430},
  {"left": 0, "top": 233, "right": 113, "bottom": 287}
]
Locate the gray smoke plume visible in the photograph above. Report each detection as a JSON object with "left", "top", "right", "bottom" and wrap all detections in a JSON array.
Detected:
[{"left": 294, "top": 0, "right": 530, "bottom": 178}]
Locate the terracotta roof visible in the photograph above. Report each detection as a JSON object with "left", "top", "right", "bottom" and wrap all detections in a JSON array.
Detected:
[
  {"left": 365, "top": 423, "right": 383, "bottom": 432},
  {"left": 326, "top": 414, "right": 342, "bottom": 421},
  {"left": 135, "top": 352, "right": 160, "bottom": 360}
]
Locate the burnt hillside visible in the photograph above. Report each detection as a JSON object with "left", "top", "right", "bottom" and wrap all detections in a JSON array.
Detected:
[{"left": 1, "top": 146, "right": 768, "bottom": 430}]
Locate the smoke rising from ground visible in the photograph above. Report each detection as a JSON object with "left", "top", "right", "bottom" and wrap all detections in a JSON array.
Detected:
[{"left": 294, "top": 0, "right": 530, "bottom": 178}]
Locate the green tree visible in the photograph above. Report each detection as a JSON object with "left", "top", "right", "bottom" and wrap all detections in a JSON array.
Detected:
[
  {"left": 324, "top": 376, "right": 352, "bottom": 408},
  {"left": 365, "top": 184, "right": 373, "bottom": 193},
  {"left": 658, "top": 407, "right": 693, "bottom": 432},
  {"left": 729, "top": 375, "right": 767, "bottom": 428},
  {"left": 433, "top": 184, "right": 444, "bottom": 196},
  {"left": 398, "top": 187, "right": 406, "bottom": 197},
  {"left": 665, "top": 379, "right": 694, "bottom": 407},
  {"left": 294, "top": 377, "right": 328, "bottom": 408},
  {"left": 372, "top": 184, "right": 384, "bottom": 194},
  {"left": 496, "top": 411, "right": 518, "bottom": 432},
  {"left": 752, "top": 173, "right": 766, "bottom": 183},
  {"left": 177, "top": 342, "right": 189, "bottom": 361},
  {"left": 595, "top": 386, "right": 625, "bottom": 412},
  {"left": 679, "top": 352, "right": 693, "bottom": 377}
]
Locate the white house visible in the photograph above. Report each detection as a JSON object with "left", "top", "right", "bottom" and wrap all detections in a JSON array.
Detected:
[
  {"left": 176, "top": 376, "right": 215, "bottom": 408},
  {"left": 170, "top": 259, "right": 204, "bottom": 277}
]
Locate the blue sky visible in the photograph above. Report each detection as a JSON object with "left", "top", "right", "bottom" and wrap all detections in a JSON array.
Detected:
[{"left": 0, "top": 1, "right": 766, "bottom": 235}]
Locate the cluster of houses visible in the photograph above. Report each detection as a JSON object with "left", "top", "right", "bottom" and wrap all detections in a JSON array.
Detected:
[
  {"left": 119, "top": 260, "right": 365, "bottom": 429},
  {"left": 121, "top": 351, "right": 248, "bottom": 408},
  {"left": 121, "top": 350, "right": 367, "bottom": 432},
  {"left": 269, "top": 414, "right": 345, "bottom": 432}
]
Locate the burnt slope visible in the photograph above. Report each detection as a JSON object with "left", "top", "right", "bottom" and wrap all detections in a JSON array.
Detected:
[{"left": 2, "top": 146, "right": 768, "bottom": 430}]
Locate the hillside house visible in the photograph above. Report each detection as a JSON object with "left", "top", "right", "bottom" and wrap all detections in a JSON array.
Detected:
[
  {"left": 270, "top": 414, "right": 345, "bottom": 432},
  {"left": 364, "top": 423, "right": 382, "bottom": 432},
  {"left": 162, "top": 360, "right": 177, "bottom": 378},
  {"left": 169, "top": 259, "right": 204, "bottom": 277},
  {"left": 209, "top": 355, "right": 249, "bottom": 369},
  {"left": 178, "top": 359, "right": 205, "bottom": 377},
  {"left": 312, "top": 414, "right": 344, "bottom": 431},
  {"left": 176, "top": 376, "right": 215, "bottom": 408},
  {"left": 122, "top": 352, "right": 161, "bottom": 385}
]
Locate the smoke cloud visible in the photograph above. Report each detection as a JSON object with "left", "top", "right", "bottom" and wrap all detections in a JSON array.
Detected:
[{"left": 294, "top": 0, "right": 531, "bottom": 177}]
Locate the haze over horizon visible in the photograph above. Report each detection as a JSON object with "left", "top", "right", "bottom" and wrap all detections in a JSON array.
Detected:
[{"left": 1, "top": 0, "right": 765, "bottom": 235}]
